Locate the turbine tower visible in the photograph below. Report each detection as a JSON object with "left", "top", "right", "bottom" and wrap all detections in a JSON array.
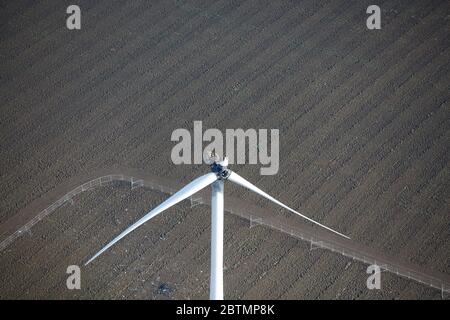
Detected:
[{"left": 85, "top": 155, "right": 349, "bottom": 300}]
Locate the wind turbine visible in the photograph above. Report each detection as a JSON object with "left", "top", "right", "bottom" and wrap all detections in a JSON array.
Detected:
[{"left": 85, "top": 154, "right": 350, "bottom": 300}]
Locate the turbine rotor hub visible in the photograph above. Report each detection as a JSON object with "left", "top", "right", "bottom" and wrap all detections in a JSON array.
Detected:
[
  {"left": 206, "top": 151, "right": 230, "bottom": 180},
  {"left": 210, "top": 162, "right": 231, "bottom": 180}
]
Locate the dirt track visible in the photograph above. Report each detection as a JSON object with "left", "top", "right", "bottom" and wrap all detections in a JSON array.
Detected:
[
  {"left": 0, "top": 0, "right": 449, "bottom": 299},
  {"left": 1, "top": 167, "right": 449, "bottom": 295}
]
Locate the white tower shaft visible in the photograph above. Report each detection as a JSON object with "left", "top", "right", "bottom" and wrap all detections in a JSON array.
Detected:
[{"left": 210, "top": 180, "right": 224, "bottom": 300}]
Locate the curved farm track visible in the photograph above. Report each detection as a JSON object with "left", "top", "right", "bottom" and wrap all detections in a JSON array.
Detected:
[{"left": 0, "top": 0, "right": 449, "bottom": 299}]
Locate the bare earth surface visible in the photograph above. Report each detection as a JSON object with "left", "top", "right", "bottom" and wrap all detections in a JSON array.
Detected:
[{"left": 0, "top": 0, "right": 449, "bottom": 299}]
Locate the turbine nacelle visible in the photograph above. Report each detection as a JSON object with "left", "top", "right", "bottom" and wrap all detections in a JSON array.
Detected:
[{"left": 206, "top": 150, "right": 231, "bottom": 180}]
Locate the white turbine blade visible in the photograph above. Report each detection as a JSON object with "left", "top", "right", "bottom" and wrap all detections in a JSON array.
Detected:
[
  {"left": 85, "top": 172, "right": 218, "bottom": 265},
  {"left": 228, "top": 172, "right": 350, "bottom": 239}
]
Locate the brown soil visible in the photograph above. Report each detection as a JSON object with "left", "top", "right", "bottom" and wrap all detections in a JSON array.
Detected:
[{"left": 0, "top": 0, "right": 449, "bottom": 299}]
